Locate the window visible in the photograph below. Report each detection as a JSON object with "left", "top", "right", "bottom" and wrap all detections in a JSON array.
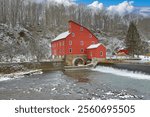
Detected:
[
  {"left": 80, "top": 48, "right": 84, "bottom": 53},
  {"left": 69, "top": 40, "right": 72, "bottom": 45},
  {"left": 100, "top": 51, "right": 103, "bottom": 56},
  {"left": 69, "top": 24, "right": 71, "bottom": 29},
  {"left": 80, "top": 27, "right": 83, "bottom": 31},
  {"left": 59, "top": 42, "right": 61, "bottom": 46},
  {"left": 89, "top": 34, "right": 92, "bottom": 38},
  {"left": 69, "top": 48, "right": 72, "bottom": 53},
  {"left": 72, "top": 32, "right": 75, "bottom": 37},
  {"left": 62, "top": 41, "right": 64, "bottom": 46},
  {"left": 80, "top": 41, "right": 84, "bottom": 46},
  {"left": 92, "top": 41, "right": 95, "bottom": 44},
  {"left": 90, "top": 52, "right": 93, "bottom": 57}
]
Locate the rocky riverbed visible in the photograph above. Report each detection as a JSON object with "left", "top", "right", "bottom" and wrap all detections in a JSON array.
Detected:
[{"left": 0, "top": 66, "right": 150, "bottom": 100}]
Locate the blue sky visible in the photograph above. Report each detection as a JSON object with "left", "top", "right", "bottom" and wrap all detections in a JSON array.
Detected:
[{"left": 76, "top": 0, "right": 150, "bottom": 7}]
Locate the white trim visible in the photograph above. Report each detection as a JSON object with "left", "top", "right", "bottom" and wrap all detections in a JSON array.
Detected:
[
  {"left": 69, "top": 48, "right": 72, "bottom": 53},
  {"left": 89, "top": 34, "right": 92, "bottom": 38},
  {"left": 69, "top": 40, "right": 72, "bottom": 45},
  {"left": 80, "top": 41, "right": 84, "bottom": 46},
  {"left": 80, "top": 27, "right": 83, "bottom": 31},
  {"left": 100, "top": 51, "right": 103, "bottom": 56},
  {"left": 72, "top": 32, "right": 75, "bottom": 37},
  {"left": 80, "top": 48, "right": 84, "bottom": 53}
]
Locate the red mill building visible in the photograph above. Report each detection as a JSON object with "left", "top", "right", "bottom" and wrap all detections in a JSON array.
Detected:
[{"left": 51, "top": 20, "right": 106, "bottom": 66}]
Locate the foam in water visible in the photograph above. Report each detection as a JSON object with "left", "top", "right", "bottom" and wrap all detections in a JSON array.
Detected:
[{"left": 92, "top": 66, "right": 150, "bottom": 80}]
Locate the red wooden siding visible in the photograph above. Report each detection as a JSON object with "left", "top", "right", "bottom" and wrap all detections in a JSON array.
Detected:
[
  {"left": 65, "top": 21, "right": 98, "bottom": 55},
  {"left": 51, "top": 39, "right": 65, "bottom": 56},
  {"left": 86, "top": 44, "right": 106, "bottom": 59},
  {"left": 51, "top": 20, "right": 106, "bottom": 60}
]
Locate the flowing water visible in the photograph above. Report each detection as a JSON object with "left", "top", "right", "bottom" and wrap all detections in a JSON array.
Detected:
[{"left": 0, "top": 66, "right": 150, "bottom": 100}]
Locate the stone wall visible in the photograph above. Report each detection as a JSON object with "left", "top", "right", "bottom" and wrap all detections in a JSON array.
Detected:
[{"left": 0, "top": 61, "right": 64, "bottom": 73}]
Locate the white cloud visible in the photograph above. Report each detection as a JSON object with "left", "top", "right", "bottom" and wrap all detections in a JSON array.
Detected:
[
  {"left": 88, "top": 1, "right": 104, "bottom": 10},
  {"left": 138, "top": 7, "right": 150, "bottom": 17},
  {"left": 107, "top": 1, "right": 135, "bottom": 15}
]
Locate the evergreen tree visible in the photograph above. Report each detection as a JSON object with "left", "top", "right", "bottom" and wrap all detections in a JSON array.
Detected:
[{"left": 125, "top": 22, "right": 142, "bottom": 57}]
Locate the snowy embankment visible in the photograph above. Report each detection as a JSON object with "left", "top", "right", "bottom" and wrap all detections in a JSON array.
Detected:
[
  {"left": 107, "top": 55, "right": 150, "bottom": 63},
  {"left": 92, "top": 66, "right": 150, "bottom": 80},
  {"left": 138, "top": 55, "right": 150, "bottom": 63},
  {"left": 0, "top": 69, "right": 43, "bottom": 82}
]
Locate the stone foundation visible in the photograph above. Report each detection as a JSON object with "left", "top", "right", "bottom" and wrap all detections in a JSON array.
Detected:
[{"left": 65, "top": 54, "right": 87, "bottom": 66}]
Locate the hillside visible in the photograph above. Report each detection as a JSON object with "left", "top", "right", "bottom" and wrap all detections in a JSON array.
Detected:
[{"left": 0, "top": 0, "right": 150, "bottom": 62}]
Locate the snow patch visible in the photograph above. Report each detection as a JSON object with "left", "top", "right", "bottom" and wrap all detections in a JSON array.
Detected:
[
  {"left": 0, "top": 69, "right": 43, "bottom": 82},
  {"left": 46, "top": 0, "right": 77, "bottom": 6},
  {"left": 105, "top": 91, "right": 114, "bottom": 95},
  {"left": 87, "top": 43, "right": 103, "bottom": 49},
  {"left": 139, "top": 55, "right": 150, "bottom": 63},
  {"left": 52, "top": 31, "right": 70, "bottom": 42},
  {"left": 0, "top": 77, "right": 13, "bottom": 82}
]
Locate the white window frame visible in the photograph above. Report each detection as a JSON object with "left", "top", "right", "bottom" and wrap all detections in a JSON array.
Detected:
[
  {"left": 62, "top": 41, "right": 64, "bottom": 46},
  {"left": 80, "top": 48, "right": 84, "bottom": 53},
  {"left": 69, "top": 48, "right": 72, "bottom": 53},
  {"left": 89, "top": 34, "right": 92, "bottom": 38},
  {"left": 100, "top": 51, "right": 103, "bottom": 56},
  {"left": 80, "top": 41, "right": 84, "bottom": 46},
  {"left": 92, "top": 41, "right": 95, "bottom": 44},
  {"left": 80, "top": 27, "right": 83, "bottom": 31},
  {"left": 69, "top": 40, "right": 72, "bottom": 45},
  {"left": 90, "top": 52, "right": 93, "bottom": 57},
  {"left": 72, "top": 32, "right": 75, "bottom": 37}
]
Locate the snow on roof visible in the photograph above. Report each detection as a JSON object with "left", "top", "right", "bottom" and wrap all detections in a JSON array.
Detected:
[
  {"left": 87, "top": 43, "right": 103, "bottom": 49},
  {"left": 52, "top": 31, "right": 70, "bottom": 42}
]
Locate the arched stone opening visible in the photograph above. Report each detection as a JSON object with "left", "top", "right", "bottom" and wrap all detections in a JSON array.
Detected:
[{"left": 72, "top": 57, "right": 85, "bottom": 66}]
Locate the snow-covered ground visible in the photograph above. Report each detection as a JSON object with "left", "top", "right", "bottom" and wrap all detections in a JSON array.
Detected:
[
  {"left": 0, "top": 69, "right": 43, "bottom": 82},
  {"left": 107, "top": 56, "right": 130, "bottom": 60},
  {"left": 107, "top": 55, "right": 150, "bottom": 63},
  {"left": 139, "top": 55, "right": 150, "bottom": 63}
]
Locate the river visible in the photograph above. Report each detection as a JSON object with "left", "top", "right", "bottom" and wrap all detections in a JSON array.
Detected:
[{"left": 0, "top": 66, "right": 150, "bottom": 100}]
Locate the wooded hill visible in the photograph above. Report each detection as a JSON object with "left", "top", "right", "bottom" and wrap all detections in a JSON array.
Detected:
[{"left": 0, "top": 0, "right": 150, "bottom": 62}]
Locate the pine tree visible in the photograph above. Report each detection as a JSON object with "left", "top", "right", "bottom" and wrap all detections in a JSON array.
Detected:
[{"left": 125, "top": 22, "right": 142, "bottom": 57}]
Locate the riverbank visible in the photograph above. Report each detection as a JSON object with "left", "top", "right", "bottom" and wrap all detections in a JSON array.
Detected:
[
  {"left": 0, "top": 61, "right": 64, "bottom": 74},
  {"left": 1, "top": 60, "right": 150, "bottom": 75}
]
